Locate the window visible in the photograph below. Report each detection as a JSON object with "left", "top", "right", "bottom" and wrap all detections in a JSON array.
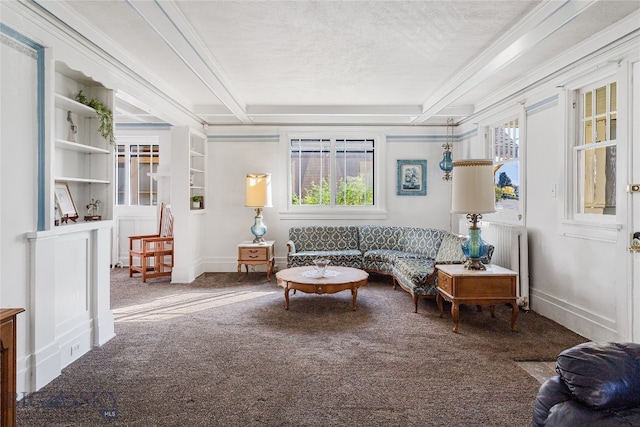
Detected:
[
  {"left": 575, "top": 80, "right": 617, "bottom": 217},
  {"left": 485, "top": 112, "right": 524, "bottom": 224},
  {"left": 116, "top": 137, "right": 159, "bottom": 206},
  {"left": 492, "top": 117, "right": 521, "bottom": 214},
  {"left": 290, "top": 137, "right": 375, "bottom": 208}
]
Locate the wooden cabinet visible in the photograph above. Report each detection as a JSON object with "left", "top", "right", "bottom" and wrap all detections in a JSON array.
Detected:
[
  {"left": 237, "top": 241, "right": 275, "bottom": 281},
  {"left": 53, "top": 61, "right": 113, "bottom": 226},
  {"left": 436, "top": 264, "right": 518, "bottom": 333},
  {"left": 1, "top": 308, "right": 24, "bottom": 427},
  {"left": 189, "top": 134, "right": 205, "bottom": 210}
]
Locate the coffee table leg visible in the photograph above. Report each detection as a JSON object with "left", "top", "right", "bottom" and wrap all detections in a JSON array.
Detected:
[
  {"left": 351, "top": 287, "right": 358, "bottom": 311},
  {"left": 237, "top": 263, "right": 243, "bottom": 282},
  {"left": 284, "top": 287, "right": 290, "bottom": 310},
  {"left": 437, "top": 293, "right": 443, "bottom": 318},
  {"left": 451, "top": 302, "right": 460, "bottom": 333}
]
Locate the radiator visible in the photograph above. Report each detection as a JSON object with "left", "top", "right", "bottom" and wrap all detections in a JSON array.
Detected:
[{"left": 459, "top": 219, "right": 530, "bottom": 310}]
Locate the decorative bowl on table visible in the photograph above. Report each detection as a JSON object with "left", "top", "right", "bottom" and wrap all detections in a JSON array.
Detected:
[{"left": 312, "top": 258, "right": 330, "bottom": 276}]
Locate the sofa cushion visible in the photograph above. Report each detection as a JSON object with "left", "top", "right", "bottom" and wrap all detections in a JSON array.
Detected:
[
  {"left": 401, "top": 228, "right": 446, "bottom": 259},
  {"left": 359, "top": 226, "right": 404, "bottom": 252},
  {"left": 362, "top": 249, "right": 420, "bottom": 273},
  {"left": 539, "top": 399, "right": 640, "bottom": 427},
  {"left": 435, "top": 232, "right": 467, "bottom": 264},
  {"left": 287, "top": 250, "right": 363, "bottom": 269},
  {"left": 288, "top": 226, "right": 359, "bottom": 252},
  {"left": 556, "top": 342, "right": 640, "bottom": 410}
]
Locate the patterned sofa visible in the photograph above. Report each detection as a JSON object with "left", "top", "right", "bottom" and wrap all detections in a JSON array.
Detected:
[{"left": 286, "top": 226, "right": 492, "bottom": 312}]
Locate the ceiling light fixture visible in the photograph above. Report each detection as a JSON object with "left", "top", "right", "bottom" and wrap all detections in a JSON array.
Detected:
[{"left": 439, "top": 118, "right": 454, "bottom": 181}]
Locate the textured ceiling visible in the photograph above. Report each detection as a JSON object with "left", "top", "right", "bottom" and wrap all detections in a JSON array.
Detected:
[{"left": 35, "top": 0, "right": 640, "bottom": 126}]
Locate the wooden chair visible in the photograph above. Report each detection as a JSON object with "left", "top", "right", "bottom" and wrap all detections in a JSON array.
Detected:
[{"left": 129, "top": 203, "right": 174, "bottom": 282}]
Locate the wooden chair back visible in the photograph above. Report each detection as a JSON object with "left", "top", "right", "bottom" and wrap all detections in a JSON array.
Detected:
[{"left": 159, "top": 204, "right": 173, "bottom": 238}]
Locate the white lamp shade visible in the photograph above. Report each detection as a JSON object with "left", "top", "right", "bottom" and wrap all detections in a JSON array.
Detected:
[
  {"left": 246, "top": 173, "right": 272, "bottom": 208},
  {"left": 451, "top": 159, "right": 496, "bottom": 214}
]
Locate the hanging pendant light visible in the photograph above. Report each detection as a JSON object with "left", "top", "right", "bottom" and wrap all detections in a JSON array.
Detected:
[{"left": 439, "top": 118, "right": 454, "bottom": 181}]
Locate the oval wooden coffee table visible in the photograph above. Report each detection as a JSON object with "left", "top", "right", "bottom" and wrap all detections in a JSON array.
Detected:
[{"left": 276, "top": 266, "right": 369, "bottom": 311}]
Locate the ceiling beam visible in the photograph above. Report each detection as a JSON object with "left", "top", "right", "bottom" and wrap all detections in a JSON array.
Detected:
[
  {"left": 412, "top": 0, "right": 598, "bottom": 124},
  {"left": 29, "top": 0, "right": 203, "bottom": 128},
  {"left": 246, "top": 105, "right": 422, "bottom": 117},
  {"left": 432, "top": 105, "right": 474, "bottom": 117},
  {"left": 126, "top": 0, "right": 251, "bottom": 123}
]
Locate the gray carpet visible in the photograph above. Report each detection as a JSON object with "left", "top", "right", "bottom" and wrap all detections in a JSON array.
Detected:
[{"left": 17, "top": 268, "right": 587, "bottom": 426}]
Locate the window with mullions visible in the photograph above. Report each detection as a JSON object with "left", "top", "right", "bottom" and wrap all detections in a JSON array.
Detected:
[
  {"left": 492, "top": 117, "right": 521, "bottom": 213},
  {"left": 116, "top": 141, "right": 159, "bottom": 206},
  {"left": 290, "top": 138, "right": 374, "bottom": 207},
  {"left": 575, "top": 80, "right": 617, "bottom": 217}
]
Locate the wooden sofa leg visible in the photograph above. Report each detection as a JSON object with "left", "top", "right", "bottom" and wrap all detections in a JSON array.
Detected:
[{"left": 413, "top": 294, "right": 418, "bottom": 313}]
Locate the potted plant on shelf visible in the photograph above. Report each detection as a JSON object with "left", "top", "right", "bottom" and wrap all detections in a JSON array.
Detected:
[
  {"left": 75, "top": 90, "right": 115, "bottom": 146},
  {"left": 191, "top": 195, "right": 203, "bottom": 209}
]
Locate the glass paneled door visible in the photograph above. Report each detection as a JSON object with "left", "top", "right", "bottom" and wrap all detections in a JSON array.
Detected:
[{"left": 116, "top": 141, "right": 159, "bottom": 206}]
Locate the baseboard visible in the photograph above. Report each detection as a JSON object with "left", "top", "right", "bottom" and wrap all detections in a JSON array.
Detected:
[
  {"left": 31, "top": 341, "right": 61, "bottom": 390},
  {"left": 530, "top": 288, "right": 618, "bottom": 341},
  {"left": 94, "top": 310, "right": 116, "bottom": 346},
  {"left": 56, "top": 317, "right": 93, "bottom": 370},
  {"left": 16, "top": 355, "right": 32, "bottom": 398}
]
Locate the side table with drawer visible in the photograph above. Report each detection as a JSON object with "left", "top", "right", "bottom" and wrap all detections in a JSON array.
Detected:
[
  {"left": 436, "top": 264, "right": 518, "bottom": 333},
  {"left": 237, "top": 241, "right": 275, "bottom": 282}
]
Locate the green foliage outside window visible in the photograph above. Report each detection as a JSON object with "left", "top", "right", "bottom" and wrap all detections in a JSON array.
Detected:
[
  {"left": 292, "top": 176, "right": 373, "bottom": 206},
  {"left": 495, "top": 171, "right": 518, "bottom": 200},
  {"left": 497, "top": 172, "right": 512, "bottom": 188}
]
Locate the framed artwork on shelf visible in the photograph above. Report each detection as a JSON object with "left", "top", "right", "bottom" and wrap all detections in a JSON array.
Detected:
[
  {"left": 397, "top": 160, "right": 427, "bottom": 196},
  {"left": 54, "top": 182, "right": 79, "bottom": 223}
]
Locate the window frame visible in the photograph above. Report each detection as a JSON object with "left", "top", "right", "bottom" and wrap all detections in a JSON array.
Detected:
[
  {"left": 560, "top": 66, "right": 623, "bottom": 242},
  {"left": 571, "top": 78, "right": 618, "bottom": 223},
  {"left": 115, "top": 135, "right": 160, "bottom": 207},
  {"left": 481, "top": 106, "right": 526, "bottom": 225},
  {"left": 283, "top": 132, "right": 386, "bottom": 220}
]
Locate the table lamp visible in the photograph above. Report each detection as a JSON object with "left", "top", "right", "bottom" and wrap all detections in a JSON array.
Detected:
[
  {"left": 245, "top": 173, "right": 272, "bottom": 244},
  {"left": 451, "top": 159, "right": 496, "bottom": 270}
]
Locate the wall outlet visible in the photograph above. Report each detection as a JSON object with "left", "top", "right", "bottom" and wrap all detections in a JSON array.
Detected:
[
  {"left": 70, "top": 343, "right": 80, "bottom": 356},
  {"left": 550, "top": 184, "right": 557, "bottom": 198}
]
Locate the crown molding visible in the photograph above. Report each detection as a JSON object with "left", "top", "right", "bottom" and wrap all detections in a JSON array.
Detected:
[{"left": 413, "top": 0, "right": 598, "bottom": 125}]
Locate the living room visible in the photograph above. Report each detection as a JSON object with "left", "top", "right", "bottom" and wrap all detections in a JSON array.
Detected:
[{"left": 1, "top": 1, "right": 640, "bottom": 425}]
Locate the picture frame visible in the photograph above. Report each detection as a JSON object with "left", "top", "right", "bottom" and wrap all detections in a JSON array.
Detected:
[
  {"left": 54, "top": 183, "right": 79, "bottom": 222},
  {"left": 397, "top": 160, "right": 427, "bottom": 196}
]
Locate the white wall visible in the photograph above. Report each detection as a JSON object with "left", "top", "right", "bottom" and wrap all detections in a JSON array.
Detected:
[
  {"left": 1, "top": 32, "right": 117, "bottom": 396},
  {"left": 203, "top": 128, "right": 454, "bottom": 272},
  {"left": 457, "top": 46, "right": 639, "bottom": 342},
  {"left": 0, "top": 23, "right": 39, "bottom": 395},
  {"left": 525, "top": 96, "right": 622, "bottom": 340}
]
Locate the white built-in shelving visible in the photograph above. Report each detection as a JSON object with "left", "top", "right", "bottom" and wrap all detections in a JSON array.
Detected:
[
  {"left": 189, "top": 134, "right": 206, "bottom": 210},
  {"left": 53, "top": 61, "right": 114, "bottom": 226}
]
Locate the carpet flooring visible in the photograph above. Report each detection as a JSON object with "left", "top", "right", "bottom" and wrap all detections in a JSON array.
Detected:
[{"left": 17, "top": 268, "right": 588, "bottom": 426}]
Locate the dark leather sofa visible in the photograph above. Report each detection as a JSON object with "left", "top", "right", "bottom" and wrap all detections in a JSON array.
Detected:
[{"left": 532, "top": 341, "right": 640, "bottom": 426}]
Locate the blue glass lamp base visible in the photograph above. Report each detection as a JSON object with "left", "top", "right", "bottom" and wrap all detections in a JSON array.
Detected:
[
  {"left": 250, "top": 208, "right": 267, "bottom": 244},
  {"left": 462, "top": 227, "right": 488, "bottom": 270}
]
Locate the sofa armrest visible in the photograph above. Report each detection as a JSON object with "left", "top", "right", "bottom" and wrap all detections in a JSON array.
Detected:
[
  {"left": 426, "top": 264, "right": 440, "bottom": 287},
  {"left": 532, "top": 376, "right": 573, "bottom": 427},
  {"left": 286, "top": 240, "right": 296, "bottom": 255}
]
